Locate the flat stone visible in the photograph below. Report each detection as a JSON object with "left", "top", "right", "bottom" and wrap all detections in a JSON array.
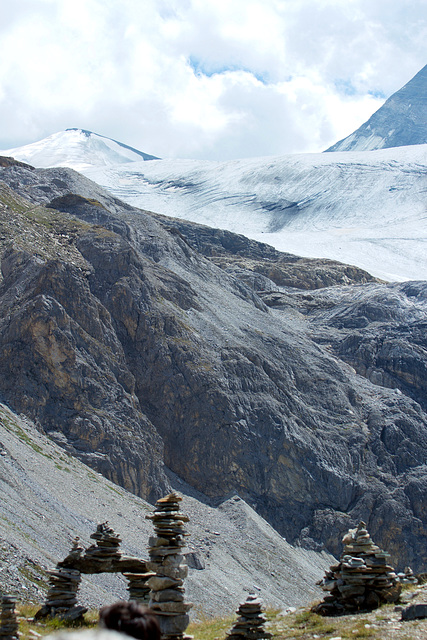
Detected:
[
  {"left": 150, "top": 589, "right": 185, "bottom": 602},
  {"left": 147, "top": 575, "right": 183, "bottom": 590},
  {"left": 150, "top": 601, "right": 193, "bottom": 613},
  {"left": 146, "top": 562, "right": 188, "bottom": 580},
  {"left": 401, "top": 604, "right": 427, "bottom": 621}
]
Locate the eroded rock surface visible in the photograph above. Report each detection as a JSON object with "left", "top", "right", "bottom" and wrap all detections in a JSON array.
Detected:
[{"left": 0, "top": 158, "right": 426, "bottom": 571}]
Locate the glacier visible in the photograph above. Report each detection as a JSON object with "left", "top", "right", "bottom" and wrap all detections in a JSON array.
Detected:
[
  {"left": 2, "top": 130, "right": 427, "bottom": 282},
  {"left": 82, "top": 144, "right": 427, "bottom": 282}
]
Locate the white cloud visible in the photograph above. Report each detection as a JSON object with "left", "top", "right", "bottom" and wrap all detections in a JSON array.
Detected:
[{"left": 0, "top": 0, "right": 425, "bottom": 159}]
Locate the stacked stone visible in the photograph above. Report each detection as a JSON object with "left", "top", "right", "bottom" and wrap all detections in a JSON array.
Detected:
[
  {"left": 313, "top": 521, "right": 401, "bottom": 615},
  {"left": 397, "top": 567, "right": 418, "bottom": 585},
  {"left": 225, "top": 595, "right": 272, "bottom": 640},
  {"left": 44, "top": 566, "right": 83, "bottom": 612},
  {"left": 0, "top": 595, "right": 19, "bottom": 640},
  {"left": 84, "top": 522, "right": 122, "bottom": 564},
  {"left": 61, "top": 537, "right": 84, "bottom": 566},
  {"left": 35, "top": 538, "right": 87, "bottom": 620},
  {"left": 145, "top": 492, "right": 193, "bottom": 640},
  {"left": 124, "top": 570, "right": 155, "bottom": 603}
]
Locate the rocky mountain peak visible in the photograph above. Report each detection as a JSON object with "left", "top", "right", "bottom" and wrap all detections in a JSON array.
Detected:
[{"left": 326, "top": 64, "right": 427, "bottom": 152}]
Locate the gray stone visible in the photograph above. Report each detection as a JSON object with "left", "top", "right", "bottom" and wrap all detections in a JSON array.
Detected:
[
  {"left": 401, "top": 604, "right": 427, "bottom": 621},
  {"left": 147, "top": 576, "right": 183, "bottom": 591},
  {"left": 157, "top": 614, "right": 190, "bottom": 635}
]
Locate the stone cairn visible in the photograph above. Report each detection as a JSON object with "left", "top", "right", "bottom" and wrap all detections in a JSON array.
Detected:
[
  {"left": 397, "top": 567, "right": 418, "bottom": 585},
  {"left": 0, "top": 595, "right": 19, "bottom": 640},
  {"left": 35, "top": 537, "right": 87, "bottom": 621},
  {"left": 145, "top": 492, "right": 193, "bottom": 640},
  {"left": 225, "top": 594, "right": 272, "bottom": 640},
  {"left": 36, "top": 523, "right": 151, "bottom": 618},
  {"left": 313, "top": 521, "right": 401, "bottom": 615},
  {"left": 85, "top": 522, "right": 122, "bottom": 565}
]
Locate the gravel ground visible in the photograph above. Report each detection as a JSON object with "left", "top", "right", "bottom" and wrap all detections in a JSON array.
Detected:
[{"left": 0, "top": 402, "right": 332, "bottom": 618}]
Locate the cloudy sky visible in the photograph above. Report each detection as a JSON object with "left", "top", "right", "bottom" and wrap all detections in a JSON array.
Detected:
[{"left": 0, "top": 0, "right": 426, "bottom": 160}]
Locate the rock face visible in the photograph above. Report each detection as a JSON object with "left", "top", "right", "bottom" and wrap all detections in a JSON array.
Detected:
[
  {"left": 0, "top": 158, "right": 427, "bottom": 572},
  {"left": 326, "top": 64, "right": 427, "bottom": 152},
  {"left": 153, "top": 214, "right": 378, "bottom": 290}
]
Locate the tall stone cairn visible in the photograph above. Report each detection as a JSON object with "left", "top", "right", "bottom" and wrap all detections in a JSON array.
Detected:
[
  {"left": 145, "top": 492, "right": 193, "bottom": 640},
  {"left": 0, "top": 595, "right": 19, "bottom": 640},
  {"left": 313, "top": 521, "right": 401, "bottom": 615},
  {"left": 225, "top": 594, "right": 272, "bottom": 640},
  {"left": 35, "top": 538, "right": 87, "bottom": 620},
  {"left": 84, "top": 522, "right": 122, "bottom": 564}
]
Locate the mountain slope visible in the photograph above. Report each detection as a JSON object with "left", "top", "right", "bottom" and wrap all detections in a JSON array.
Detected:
[
  {"left": 326, "top": 64, "right": 427, "bottom": 152},
  {"left": 0, "top": 402, "right": 331, "bottom": 614},
  {"left": 2, "top": 129, "right": 158, "bottom": 173},
  {"left": 4, "top": 129, "right": 427, "bottom": 282},
  {"left": 1, "top": 157, "right": 427, "bottom": 573}
]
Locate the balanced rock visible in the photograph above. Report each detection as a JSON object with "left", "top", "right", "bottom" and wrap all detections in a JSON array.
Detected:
[
  {"left": 225, "top": 594, "right": 272, "bottom": 640},
  {"left": 313, "top": 521, "right": 401, "bottom": 615},
  {"left": 0, "top": 595, "right": 19, "bottom": 640},
  {"left": 146, "top": 492, "right": 193, "bottom": 639},
  {"left": 60, "top": 537, "right": 84, "bottom": 566}
]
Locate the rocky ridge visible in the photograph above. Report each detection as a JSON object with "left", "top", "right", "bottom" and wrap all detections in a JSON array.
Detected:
[
  {"left": 326, "top": 64, "right": 427, "bottom": 152},
  {"left": 0, "top": 158, "right": 426, "bottom": 572}
]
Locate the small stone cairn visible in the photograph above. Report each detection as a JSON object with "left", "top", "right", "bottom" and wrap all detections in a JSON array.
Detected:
[
  {"left": 225, "top": 594, "right": 272, "bottom": 640},
  {"left": 84, "top": 522, "right": 122, "bottom": 564},
  {"left": 35, "top": 538, "right": 87, "bottom": 620},
  {"left": 145, "top": 492, "right": 193, "bottom": 640},
  {"left": 313, "top": 521, "right": 401, "bottom": 615},
  {"left": 0, "top": 595, "right": 19, "bottom": 640},
  {"left": 397, "top": 567, "right": 418, "bottom": 585}
]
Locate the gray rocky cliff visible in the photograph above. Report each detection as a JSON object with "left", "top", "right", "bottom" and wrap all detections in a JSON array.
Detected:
[
  {"left": 326, "top": 64, "right": 427, "bottom": 152},
  {"left": 0, "top": 159, "right": 426, "bottom": 572}
]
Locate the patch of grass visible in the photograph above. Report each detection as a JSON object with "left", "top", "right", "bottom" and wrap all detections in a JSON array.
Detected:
[
  {"left": 293, "top": 609, "right": 338, "bottom": 635},
  {"left": 16, "top": 604, "right": 98, "bottom": 640},
  {"left": 188, "top": 612, "right": 234, "bottom": 640},
  {"left": 55, "top": 463, "right": 71, "bottom": 472},
  {"left": 105, "top": 484, "right": 126, "bottom": 496},
  {"left": 1, "top": 416, "right": 48, "bottom": 457},
  {"left": 18, "top": 565, "right": 49, "bottom": 591}
]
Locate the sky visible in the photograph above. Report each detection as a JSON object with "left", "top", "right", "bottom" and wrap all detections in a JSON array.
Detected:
[{"left": 0, "top": 0, "right": 426, "bottom": 161}]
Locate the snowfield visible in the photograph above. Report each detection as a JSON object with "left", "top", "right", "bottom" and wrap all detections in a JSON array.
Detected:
[
  {"left": 83, "top": 145, "right": 427, "bottom": 282},
  {"left": 3, "top": 130, "right": 427, "bottom": 282}
]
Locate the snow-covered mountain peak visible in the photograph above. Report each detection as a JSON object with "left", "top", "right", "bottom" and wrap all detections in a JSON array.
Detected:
[
  {"left": 1, "top": 129, "right": 158, "bottom": 172},
  {"left": 326, "top": 64, "right": 427, "bottom": 152}
]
